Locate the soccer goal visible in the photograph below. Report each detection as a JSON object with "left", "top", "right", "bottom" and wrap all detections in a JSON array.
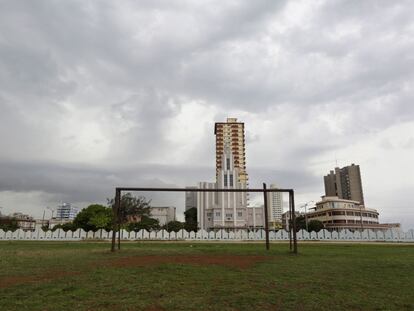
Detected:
[{"left": 110, "top": 183, "right": 298, "bottom": 253}]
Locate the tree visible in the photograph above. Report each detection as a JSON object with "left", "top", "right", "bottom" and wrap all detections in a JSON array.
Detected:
[
  {"left": 73, "top": 204, "right": 113, "bottom": 232},
  {"left": 62, "top": 222, "right": 77, "bottom": 231},
  {"left": 108, "top": 193, "right": 151, "bottom": 225},
  {"left": 41, "top": 225, "right": 49, "bottom": 232},
  {"left": 51, "top": 224, "right": 61, "bottom": 231},
  {"left": 293, "top": 216, "right": 324, "bottom": 232},
  {"left": 293, "top": 215, "right": 307, "bottom": 231},
  {"left": 52, "top": 222, "right": 77, "bottom": 232},
  {"left": 0, "top": 218, "right": 19, "bottom": 231},
  {"left": 164, "top": 220, "right": 184, "bottom": 232},
  {"left": 184, "top": 207, "right": 198, "bottom": 232},
  {"left": 127, "top": 215, "right": 160, "bottom": 232},
  {"left": 308, "top": 220, "right": 324, "bottom": 232},
  {"left": 89, "top": 212, "right": 112, "bottom": 230}
]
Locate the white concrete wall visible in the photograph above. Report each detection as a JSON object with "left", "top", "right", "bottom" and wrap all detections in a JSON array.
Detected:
[{"left": 0, "top": 228, "right": 412, "bottom": 242}]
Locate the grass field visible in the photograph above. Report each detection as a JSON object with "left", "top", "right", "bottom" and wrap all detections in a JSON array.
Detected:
[{"left": 0, "top": 241, "right": 413, "bottom": 311}]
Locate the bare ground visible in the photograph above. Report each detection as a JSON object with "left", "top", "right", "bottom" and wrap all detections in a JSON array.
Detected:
[{"left": 0, "top": 254, "right": 270, "bottom": 289}]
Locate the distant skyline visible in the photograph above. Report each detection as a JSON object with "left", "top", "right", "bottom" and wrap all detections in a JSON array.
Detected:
[{"left": 0, "top": 1, "right": 413, "bottom": 228}]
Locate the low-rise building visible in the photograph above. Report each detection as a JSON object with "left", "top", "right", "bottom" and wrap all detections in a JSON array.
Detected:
[
  {"left": 10, "top": 212, "right": 36, "bottom": 231},
  {"left": 150, "top": 206, "right": 176, "bottom": 226},
  {"left": 247, "top": 206, "right": 264, "bottom": 229},
  {"left": 306, "top": 196, "right": 399, "bottom": 232},
  {"left": 281, "top": 211, "right": 303, "bottom": 230}
]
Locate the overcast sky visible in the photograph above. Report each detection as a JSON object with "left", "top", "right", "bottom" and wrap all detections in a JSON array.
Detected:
[{"left": 0, "top": 0, "right": 413, "bottom": 228}]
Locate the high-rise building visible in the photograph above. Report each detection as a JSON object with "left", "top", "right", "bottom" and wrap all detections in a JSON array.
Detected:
[
  {"left": 55, "top": 203, "right": 79, "bottom": 220},
  {"left": 324, "top": 164, "right": 365, "bottom": 205},
  {"left": 214, "top": 118, "right": 248, "bottom": 186},
  {"left": 267, "top": 184, "right": 283, "bottom": 228},
  {"left": 188, "top": 117, "right": 256, "bottom": 230}
]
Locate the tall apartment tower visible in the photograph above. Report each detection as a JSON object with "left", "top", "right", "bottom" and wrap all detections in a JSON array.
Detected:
[
  {"left": 214, "top": 118, "right": 248, "bottom": 186},
  {"left": 267, "top": 184, "right": 283, "bottom": 228},
  {"left": 324, "top": 164, "right": 365, "bottom": 205}
]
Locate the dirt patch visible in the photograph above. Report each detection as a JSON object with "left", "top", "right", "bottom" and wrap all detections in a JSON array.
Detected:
[
  {"left": 0, "top": 255, "right": 269, "bottom": 289},
  {"left": 105, "top": 255, "right": 269, "bottom": 269},
  {"left": 0, "top": 270, "right": 80, "bottom": 289}
]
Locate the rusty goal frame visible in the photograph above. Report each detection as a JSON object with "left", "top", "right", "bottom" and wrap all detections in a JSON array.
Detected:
[{"left": 110, "top": 183, "right": 298, "bottom": 253}]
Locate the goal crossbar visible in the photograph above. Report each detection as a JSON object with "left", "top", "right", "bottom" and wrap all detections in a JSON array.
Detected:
[{"left": 111, "top": 185, "right": 298, "bottom": 253}]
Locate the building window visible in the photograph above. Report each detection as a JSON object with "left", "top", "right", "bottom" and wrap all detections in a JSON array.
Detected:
[
  {"left": 230, "top": 174, "right": 233, "bottom": 187},
  {"left": 226, "top": 213, "right": 232, "bottom": 217},
  {"left": 238, "top": 212, "right": 242, "bottom": 217},
  {"left": 215, "top": 212, "right": 220, "bottom": 217},
  {"left": 226, "top": 158, "right": 231, "bottom": 170},
  {"left": 224, "top": 174, "right": 228, "bottom": 187}
]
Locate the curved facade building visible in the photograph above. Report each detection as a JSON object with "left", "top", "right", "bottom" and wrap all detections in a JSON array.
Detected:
[
  {"left": 307, "top": 197, "right": 378, "bottom": 230},
  {"left": 306, "top": 196, "right": 394, "bottom": 231}
]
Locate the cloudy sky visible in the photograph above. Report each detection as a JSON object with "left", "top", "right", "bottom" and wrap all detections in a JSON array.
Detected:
[{"left": 0, "top": 0, "right": 413, "bottom": 227}]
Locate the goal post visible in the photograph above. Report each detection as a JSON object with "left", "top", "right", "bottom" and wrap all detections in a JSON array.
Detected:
[{"left": 110, "top": 184, "right": 298, "bottom": 253}]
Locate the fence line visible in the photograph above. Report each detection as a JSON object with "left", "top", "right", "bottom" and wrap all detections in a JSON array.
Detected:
[{"left": 0, "top": 228, "right": 413, "bottom": 242}]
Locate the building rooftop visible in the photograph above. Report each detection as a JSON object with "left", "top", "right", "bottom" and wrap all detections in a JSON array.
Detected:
[
  {"left": 214, "top": 118, "right": 244, "bottom": 134},
  {"left": 317, "top": 196, "right": 361, "bottom": 205}
]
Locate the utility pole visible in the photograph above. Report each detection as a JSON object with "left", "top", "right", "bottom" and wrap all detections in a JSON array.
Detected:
[
  {"left": 300, "top": 201, "right": 314, "bottom": 232},
  {"left": 46, "top": 206, "right": 55, "bottom": 219},
  {"left": 42, "top": 210, "right": 46, "bottom": 227}
]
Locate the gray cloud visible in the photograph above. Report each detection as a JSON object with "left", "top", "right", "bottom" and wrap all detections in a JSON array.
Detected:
[{"left": 0, "top": 0, "right": 413, "bottom": 227}]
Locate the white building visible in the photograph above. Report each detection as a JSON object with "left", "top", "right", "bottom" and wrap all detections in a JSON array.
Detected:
[
  {"left": 150, "top": 206, "right": 176, "bottom": 226},
  {"left": 306, "top": 196, "right": 399, "bottom": 232},
  {"left": 55, "top": 203, "right": 79, "bottom": 220},
  {"left": 267, "top": 184, "right": 283, "bottom": 228},
  {"left": 197, "top": 147, "right": 250, "bottom": 230},
  {"left": 247, "top": 206, "right": 264, "bottom": 229}
]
